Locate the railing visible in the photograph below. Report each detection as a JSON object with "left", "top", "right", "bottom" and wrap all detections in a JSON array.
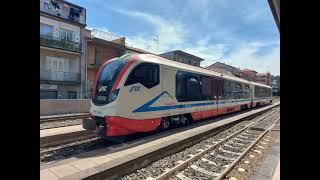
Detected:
[
  {"left": 91, "top": 29, "right": 125, "bottom": 43},
  {"left": 40, "top": 69, "right": 81, "bottom": 82},
  {"left": 40, "top": 1, "right": 85, "bottom": 25},
  {"left": 40, "top": 34, "right": 81, "bottom": 52}
]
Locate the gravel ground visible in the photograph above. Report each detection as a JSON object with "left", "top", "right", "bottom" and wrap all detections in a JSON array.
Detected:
[
  {"left": 40, "top": 138, "right": 109, "bottom": 163},
  {"left": 183, "top": 168, "right": 212, "bottom": 180},
  {"left": 40, "top": 112, "right": 88, "bottom": 119},
  {"left": 194, "top": 159, "right": 222, "bottom": 173},
  {"left": 40, "top": 119, "right": 82, "bottom": 129},
  {"left": 118, "top": 109, "right": 279, "bottom": 180},
  {"left": 119, "top": 126, "right": 242, "bottom": 180},
  {"left": 251, "top": 114, "right": 279, "bottom": 130},
  {"left": 204, "top": 153, "right": 232, "bottom": 166}
]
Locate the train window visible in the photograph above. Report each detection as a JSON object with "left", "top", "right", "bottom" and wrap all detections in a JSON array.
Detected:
[
  {"left": 125, "top": 63, "right": 159, "bottom": 88},
  {"left": 244, "top": 84, "right": 250, "bottom": 99},
  {"left": 176, "top": 71, "right": 201, "bottom": 102},
  {"left": 176, "top": 71, "right": 187, "bottom": 101},
  {"left": 222, "top": 80, "right": 232, "bottom": 99},
  {"left": 254, "top": 86, "right": 272, "bottom": 98},
  {"left": 201, "top": 76, "right": 213, "bottom": 100},
  {"left": 235, "top": 83, "right": 242, "bottom": 99},
  {"left": 213, "top": 79, "right": 220, "bottom": 97},
  {"left": 187, "top": 77, "right": 201, "bottom": 101}
]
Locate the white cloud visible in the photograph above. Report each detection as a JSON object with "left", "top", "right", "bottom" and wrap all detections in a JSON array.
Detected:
[
  {"left": 200, "top": 42, "right": 280, "bottom": 75},
  {"left": 110, "top": 9, "right": 280, "bottom": 75},
  {"left": 113, "top": 9, "right": 187, "bottom": 53},
  {"left": 86, "top": 26, "right": 109, "bottom": 32}
]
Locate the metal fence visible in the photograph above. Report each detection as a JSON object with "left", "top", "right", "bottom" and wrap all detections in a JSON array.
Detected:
[{"left": 40, "top": 34, "right": 82, "bottom": 52}]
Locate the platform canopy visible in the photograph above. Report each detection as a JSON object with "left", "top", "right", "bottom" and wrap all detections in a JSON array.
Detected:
[{"left": 268, "top": 0, "right": 280, "bottom": 31}]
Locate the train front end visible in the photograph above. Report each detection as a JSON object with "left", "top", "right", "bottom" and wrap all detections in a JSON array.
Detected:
[{"left": 82, "top": 55, "right": 132, "bottom": 139}]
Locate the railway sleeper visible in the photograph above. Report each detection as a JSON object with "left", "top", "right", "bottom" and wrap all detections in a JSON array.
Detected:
[
  {"left": 176, "top": 173, "right": 193, "bottom": 180},
  {"left": 218, "top": 147, "right": 242, "bottom": 155},
  {"left": 190, "top": 165, "right": 220, "bottom": 177}
]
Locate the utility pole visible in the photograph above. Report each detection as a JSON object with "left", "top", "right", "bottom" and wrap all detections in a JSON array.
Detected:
[{"left": 153, "top": 35, "right": 158, "bottom": 53}]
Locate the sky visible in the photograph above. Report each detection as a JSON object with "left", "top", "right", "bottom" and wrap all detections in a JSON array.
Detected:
[{"left": 69, "top": 0, "right": 280, "bottom": 75}]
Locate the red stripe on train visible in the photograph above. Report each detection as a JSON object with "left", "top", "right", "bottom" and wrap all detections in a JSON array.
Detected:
[
  {"left": 106, "top": 116, "right": 161, "bottom": 136},
  {"left": 111, "top": 55, "right": 139, "bottom": 92},
  {"left": 92, "top": 55, "right": 139, "bottom": 97}
]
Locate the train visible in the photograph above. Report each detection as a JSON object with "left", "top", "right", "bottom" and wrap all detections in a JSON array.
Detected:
[{"left": 83, "top": 54, "right": 272, "bottom": 139}]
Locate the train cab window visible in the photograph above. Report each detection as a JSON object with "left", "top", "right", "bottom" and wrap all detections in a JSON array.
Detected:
[{"left": 125, "top": 63, "right": 159, "bottom": 88}]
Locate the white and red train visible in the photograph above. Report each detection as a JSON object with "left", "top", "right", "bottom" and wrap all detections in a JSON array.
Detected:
[{"left": 83, "top": 54, "right": 272, "bottom": 139}]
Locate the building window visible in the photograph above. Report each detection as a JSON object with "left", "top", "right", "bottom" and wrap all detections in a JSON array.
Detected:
[
  {"left": 60, "top": 28, "right": 74, "bottom": 42},
  {"left": 68, "top": 91, "right": 77, "bottom": 99},
  {"left": 40, "top": 23, "right": 53, "bottom": 37},
  {"left": 45, "top": 56, "right": 70, "bottom": 81},
  {"left": 95, "top": 48, "right": 101, "bottom": 65},
  {"left": 125, "top": 63, "right": 159, "bottom": 88},
  {"left": 40, "top": 90, "right": 58, "bottom": 99}
]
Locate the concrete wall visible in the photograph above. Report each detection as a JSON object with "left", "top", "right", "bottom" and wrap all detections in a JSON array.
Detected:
[{"left": 40, "top": 99, "right": 90, "bottom": 115}]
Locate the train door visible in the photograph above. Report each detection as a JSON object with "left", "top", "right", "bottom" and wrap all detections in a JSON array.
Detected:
[
  {"left": 215, "top": 78, "right": 225, "bottom": 115},
  {"left": 211, "top": 77, "right": 220, "bottom": 116},
  {"left": 161, "top": 66, "right": 177, "bottom": 117}
]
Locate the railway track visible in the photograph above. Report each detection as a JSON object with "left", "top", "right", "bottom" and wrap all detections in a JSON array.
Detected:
[
  {"left": 120, "top": 107, "right": 280, "bottom": 180},
  {"left": 40, "top": 113, "right": 89, "bottom": 130},
  {"left": 40, "top": 137, "right": 105, "bottom": 163},
  {"left": 40, "top": 113, "right": 89, "bottom": 122}
]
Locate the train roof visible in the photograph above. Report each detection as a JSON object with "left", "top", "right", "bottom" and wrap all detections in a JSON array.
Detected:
[
  {"left": 127, "top": 54, "right": 271, "bottom": 88},
  {"left": 249, "top": 81, "right": 272, "bottom": 88}
]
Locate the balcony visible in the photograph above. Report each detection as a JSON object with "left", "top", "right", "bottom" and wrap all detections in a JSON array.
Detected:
[
  {"left": 40, "top": 69, "right": 81, "bottom": 82},
  {"left": 40, "top": 0, "right": 86, "bottom": 25},
  {"left": 40, "top": 34, "right": 82, "bottom": 53}
]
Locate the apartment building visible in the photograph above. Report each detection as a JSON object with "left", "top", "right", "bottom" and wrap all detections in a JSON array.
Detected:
[{"left": 40, "top": 0, "right": 86, "bottom": 99}]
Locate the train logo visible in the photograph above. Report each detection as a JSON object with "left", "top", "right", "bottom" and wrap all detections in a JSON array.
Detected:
[
  {"left": 98, "top": 86, "right": 107, "bottom": 93},
  {"left": 129, "top": 86, "right": 141, "bottom": 93}
]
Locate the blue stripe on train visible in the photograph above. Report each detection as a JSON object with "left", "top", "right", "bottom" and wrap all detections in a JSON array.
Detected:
[{"left": 133, "top": 91, "right": 269, "bottom": 113}]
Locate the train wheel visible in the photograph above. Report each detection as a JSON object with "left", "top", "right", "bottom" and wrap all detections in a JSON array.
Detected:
[
  {"left": 180, "top": 115, "right": 189, "bottom": 126},
  {"left": 160, "top": 118, "right": 170, "bottom": 130}
]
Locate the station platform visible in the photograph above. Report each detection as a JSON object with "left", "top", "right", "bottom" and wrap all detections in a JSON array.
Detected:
[
  {"left": 40, "top": 102, "right": 279, "bottom": 180},
  {"left": 250, "top": 131, "right": 280, "bottom": 180},
  {"left": 40, "top": 125, "right": 95, "bottom": 148}
]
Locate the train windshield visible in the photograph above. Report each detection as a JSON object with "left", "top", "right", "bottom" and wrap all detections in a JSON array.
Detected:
[{"left": 93, "top": 59, "right": 125, "bottom": 105}]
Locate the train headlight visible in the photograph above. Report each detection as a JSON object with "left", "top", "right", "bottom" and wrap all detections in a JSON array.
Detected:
[{"left": 108, "top": 89, "right": 119, "bottom": 102}]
